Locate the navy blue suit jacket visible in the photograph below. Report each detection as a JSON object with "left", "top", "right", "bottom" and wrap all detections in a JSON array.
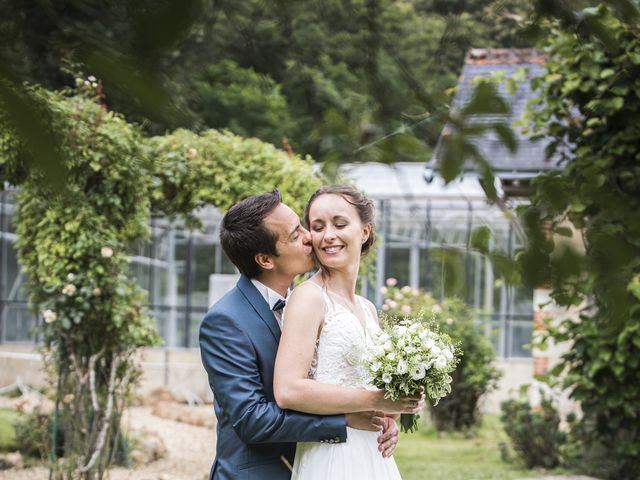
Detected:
[{"left": 199, "top": 275, "right": 347, "bottom": 480}]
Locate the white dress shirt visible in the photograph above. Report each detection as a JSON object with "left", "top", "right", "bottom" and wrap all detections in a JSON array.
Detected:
[{"left": 250, "top": 279, "right": 289, "bottom": 329}]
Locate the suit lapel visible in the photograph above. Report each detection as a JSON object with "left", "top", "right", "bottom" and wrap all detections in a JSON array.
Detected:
[{"left": 237, "top": 275, "right": 281, "bottom": 344}]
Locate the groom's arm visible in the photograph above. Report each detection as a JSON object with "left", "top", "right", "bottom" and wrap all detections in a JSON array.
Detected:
[{"left": 199, "top": 309, "right": 347, "bottom": 444}]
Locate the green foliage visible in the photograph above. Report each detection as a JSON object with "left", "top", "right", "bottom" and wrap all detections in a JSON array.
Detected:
[
  {"left": 381, "top": 282, "right": 501, "bottom": 432},
  {"left": 0, "top": 408, "right": 18, "bottom": 452},
  {"left": 500, "top": 389, "right": 566, "bottom": 469},
  {"left": 521, "top": 4, "right": 640, "bottom": 478},
  {"left": 13, "top": 410, "right": 53, "bottom": 459},
  {"left": 1, "top": 0, "right": 536, "bottom": 172},
  {"left": 187, "top": 60, "right": 295, "bottom": 145},
  {"left": 148, "top": 128, "right": 322, "bottom": 227},
  {"left": 0, "top": 86, "right": 160, "bottom": 478}
]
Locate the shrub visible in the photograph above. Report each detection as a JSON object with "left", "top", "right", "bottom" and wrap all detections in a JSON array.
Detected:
[
  {"left": 500, "top": 387, "right": 566, "bottom": 469},
  {"left": 381, "top": 281, "right": 501, "bottom": 432},
  {"left": 13, "top": 411, "right": 54, "bottom": 459}
]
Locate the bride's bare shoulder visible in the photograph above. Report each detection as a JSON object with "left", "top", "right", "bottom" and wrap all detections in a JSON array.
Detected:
[{"left": 288, "top": 280, "right": 324, "bottom": 303}]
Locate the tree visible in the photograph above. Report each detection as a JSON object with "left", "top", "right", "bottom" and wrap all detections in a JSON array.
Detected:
[{"left": 516, "top": 3, "right": 640, "bottom": 478}]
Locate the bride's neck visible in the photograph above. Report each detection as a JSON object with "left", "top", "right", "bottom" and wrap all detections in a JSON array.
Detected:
[{"left": 320, "top": 265, "right": 360, "bottom": 301}]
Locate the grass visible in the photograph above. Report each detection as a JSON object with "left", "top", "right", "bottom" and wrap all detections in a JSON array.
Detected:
[
  {"left": 395, "top": 415, "right": 570, "bottom": 480},
  {"left": 0, "top": 407, "right": 19, "bottom": 452}
]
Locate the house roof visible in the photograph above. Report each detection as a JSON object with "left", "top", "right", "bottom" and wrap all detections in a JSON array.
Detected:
[{"left": 429, "top": 48, "right": 563, "bottom": 177}]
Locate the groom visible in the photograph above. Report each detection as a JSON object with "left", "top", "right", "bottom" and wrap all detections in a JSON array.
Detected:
[{"left": 200, "top": 190, "right": 399, "bottom": 480}]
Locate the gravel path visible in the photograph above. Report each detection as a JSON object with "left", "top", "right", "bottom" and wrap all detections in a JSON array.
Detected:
[
  {"left": 0, "top": 405, "right": 216, "bottom": 480},
  {"left": 0, "top": 405, "right": 599, "bottom": 480}
]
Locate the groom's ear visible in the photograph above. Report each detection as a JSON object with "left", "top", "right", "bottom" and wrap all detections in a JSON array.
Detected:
[{"left": 255, "top": 253, "right": 275, "bottom": 271}]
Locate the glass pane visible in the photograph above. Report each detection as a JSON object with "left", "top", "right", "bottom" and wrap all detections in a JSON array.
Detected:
[
  {"left": 385, "top": 247, "right": 410, "bottom": 287},
  {"left": 510, "top": 323, "right": 533, "bottom": 358}
]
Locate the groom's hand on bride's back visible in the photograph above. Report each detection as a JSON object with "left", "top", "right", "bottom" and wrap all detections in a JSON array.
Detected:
[{"left": 345, "top": 411, "right": 385, "bottom": 432}]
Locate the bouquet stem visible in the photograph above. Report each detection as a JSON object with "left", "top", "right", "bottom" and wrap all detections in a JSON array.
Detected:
[{"left": 400, "top": 413, "right": 418, "bottom": 433}]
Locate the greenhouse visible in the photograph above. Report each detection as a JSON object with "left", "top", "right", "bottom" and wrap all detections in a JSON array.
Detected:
[{"left": 0, "top": 164, "right": 533, "bottom": 359}]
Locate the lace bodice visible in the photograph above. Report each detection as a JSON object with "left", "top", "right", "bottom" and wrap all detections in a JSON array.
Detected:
[{"left": 300, "top": 282, "right": 381, "bottom": 390}]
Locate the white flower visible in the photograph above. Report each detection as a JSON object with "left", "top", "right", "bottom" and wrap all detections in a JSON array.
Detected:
[
  {"left": 382, "top": 304, "right": 390, "bottom": 311},
  {"left": 394, "top": 291, "right": 403, "bottom": 301},
  {"left": 397, "top": 359, "right": 408, "bottom": 374},
  {"left": 92, "top": 288, "right": 102, "bottom": 296},
  {"left": 43, "top": 310, "right": 57, "bottom": 323},
  {"left": 374, "top": 345, "right": 386, "bottom": 357},
  {"left": 432, "top": 304, "right": 443, "bottom": 314},
  {"left": 379, "top": 286, "right": 388, "bottom": 295},
  {"left": 409, "top": 364, "right": 426, "bottom": 380},
  {"left": 401, "top": 305, "right": 411, "bottom": 315},
  {"left": 435, "top": 356, "right": 448, "bottom": 370},
  {"left": 88, "top": 75, "right": 97, "bottom": 82},
  {"left": 408, "top": 323, "right": 419, "bottom": 333},
  {"left": 386, "top": 352, "right": 396, "bottom": 361},
  {"left": 379, "top": 333, "right": 391, "bottom": 343},
  {"left": 62, "top": 284, "right": 77, "bottom": 296},
  {"left": 411, "top": 288, "right": 420, "bottom": 297},
  {"left": 101, "top": 246, "right": 113, "bottom": 258},
  {"left": 431, "top": 346, "right": 442, "bottom": 356},
  {"left": 370, "top": 361, "right": 382, "bottom": 372},
  {"left": 424, "top": 338, "right": 435, "bottom": 350},
  {"left": 66, "top": 273, "right": 76, "bottom": 282},
  {"left": 385, "top": 277, "right": 398, "bottom": 287},
  {"left": 446, "top": 317, "right": 454, "bottom": 325},
  {"left": 388, "top": 300, "right": 397, "bottom": 309},
  {"left": 395, "top": 325, "right": 407, "bottom": 336},
  {"left": 382, "top": 373, "right": 393, "bottom": 384},
  {"left": 383, "top": 341, "right": 393, "bottom": 351},
  {"left": 188, "top": 147, "right": 198, "bottom": 158},
  {"left": 443, "top": 348, "right": 453, "bottom": 361},
  {"left": 401, "top": 286, "right": 411, "bottom": 294}
]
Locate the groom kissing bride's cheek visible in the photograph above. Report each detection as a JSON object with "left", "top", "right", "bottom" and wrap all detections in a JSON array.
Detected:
[{"left": 200, "top": 187, "right": 423, "bottom": 480}]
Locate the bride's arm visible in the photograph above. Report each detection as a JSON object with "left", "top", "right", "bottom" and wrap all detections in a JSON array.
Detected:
[{"left": 274, "top": 283, "right": 418, "bottom": 415}]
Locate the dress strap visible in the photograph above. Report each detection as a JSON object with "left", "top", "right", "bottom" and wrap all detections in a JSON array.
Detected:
[
  {"left": 356, "top": 296, "right": 375, "bottom": 326},
  {"left": 305, "top": 280, "right": 334, "bottom": 314}
]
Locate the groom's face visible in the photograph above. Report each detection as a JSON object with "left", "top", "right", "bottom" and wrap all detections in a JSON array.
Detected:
[{"left": 262, "top": 203, "right": 314, "bottom": 279}]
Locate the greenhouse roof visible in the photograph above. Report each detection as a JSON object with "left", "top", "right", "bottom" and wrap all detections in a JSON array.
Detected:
[{"left": 341, "top": 162, "right": 489, "bottom": 201}]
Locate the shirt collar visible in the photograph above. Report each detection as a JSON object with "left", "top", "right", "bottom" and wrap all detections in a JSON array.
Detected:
[{"left": 250, "top": 279, "right": 288, "bottom": 310}]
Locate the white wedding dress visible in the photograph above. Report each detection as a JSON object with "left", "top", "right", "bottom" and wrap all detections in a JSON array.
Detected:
[{"left": 289, "top": 282, "right": 402, "bottom": 480}]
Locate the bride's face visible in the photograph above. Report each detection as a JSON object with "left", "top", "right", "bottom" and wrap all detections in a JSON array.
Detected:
[{"left": 307, "top": 194, "right": 371, "bottom": 270}]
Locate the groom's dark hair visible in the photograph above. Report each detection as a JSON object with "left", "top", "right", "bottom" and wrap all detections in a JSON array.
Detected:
[{"left": 220, "top": 190, "right": 281, "bottom": 278}]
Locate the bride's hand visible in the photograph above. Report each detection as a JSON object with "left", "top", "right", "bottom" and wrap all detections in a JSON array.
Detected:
[{"left": 372, "top": 390, "right": 425, "bottom": 414}]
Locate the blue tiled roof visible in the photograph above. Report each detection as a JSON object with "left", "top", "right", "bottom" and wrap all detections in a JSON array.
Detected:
[{"left": 430, "top": 49, "right": 565, "bottom": 175}]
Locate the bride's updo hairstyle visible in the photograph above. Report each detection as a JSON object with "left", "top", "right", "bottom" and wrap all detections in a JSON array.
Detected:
[{"left": 304, "top": 185, "right": 376, "bottom": 257}]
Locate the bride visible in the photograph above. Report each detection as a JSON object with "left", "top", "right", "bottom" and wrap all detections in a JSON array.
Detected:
[{"left": 274, "top": 185, "right": 422, "bottom": 479}]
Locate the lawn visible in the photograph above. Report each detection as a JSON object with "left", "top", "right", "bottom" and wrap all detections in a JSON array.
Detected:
[
  {"left": 0, "top": 407, "right": 18, "bottom": 452},
  {"left": 395, "top": 415, "right": 569, "bottom": 480}
]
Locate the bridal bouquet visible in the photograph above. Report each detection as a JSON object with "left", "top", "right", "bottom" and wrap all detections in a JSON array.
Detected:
[{"left": 364, "top": 316, "right": 460, "bottom": 433}]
